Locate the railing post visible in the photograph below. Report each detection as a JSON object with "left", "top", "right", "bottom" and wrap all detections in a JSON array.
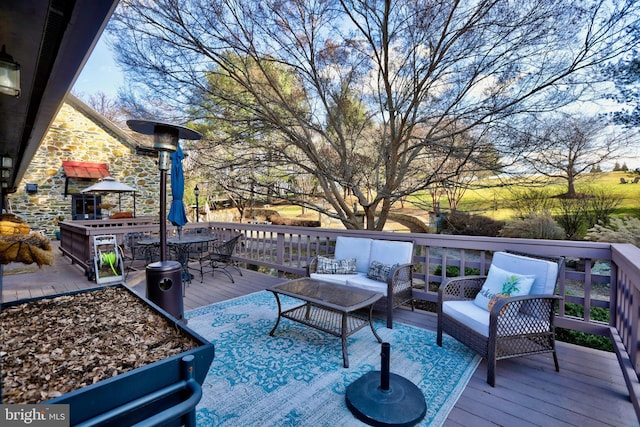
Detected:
[{"left": 277, "top": 232, "right": 285, "bottom": 267}]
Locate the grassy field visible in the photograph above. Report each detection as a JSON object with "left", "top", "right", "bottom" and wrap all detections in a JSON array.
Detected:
[
  {"left": 259, "top": 171, "right": 640, "bottom": 234},
  {"left": 421, "top": 171, "right": 640, "bottom": 221}
]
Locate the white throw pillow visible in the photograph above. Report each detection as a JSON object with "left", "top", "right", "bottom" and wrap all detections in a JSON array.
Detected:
[{"left": 473, "top": 264, "right": 535, "bottom": 311}]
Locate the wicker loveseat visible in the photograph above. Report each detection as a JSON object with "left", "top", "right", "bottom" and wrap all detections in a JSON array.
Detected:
[
  {"left": 307, "top": 236, "right": 414, "bottom": 329},
  {"left": 437, "top": 251, "right": 564, "bottom": 386}
]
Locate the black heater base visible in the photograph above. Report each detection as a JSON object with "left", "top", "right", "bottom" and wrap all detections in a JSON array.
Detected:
[{"left": 345, "top": 343, "right": 426, "bottom": 427}]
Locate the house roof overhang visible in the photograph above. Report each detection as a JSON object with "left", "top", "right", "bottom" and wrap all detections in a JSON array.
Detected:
[
  {"left": 0, "top": 0, "right": 119, "bottom": 193},
  {"left": 62, "top": 161, "right": 111, "bottom": 179}
]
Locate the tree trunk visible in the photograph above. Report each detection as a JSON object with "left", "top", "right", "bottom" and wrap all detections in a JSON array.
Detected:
[{"left": 567, "top": 178, "right": 576, "bottom": 198}]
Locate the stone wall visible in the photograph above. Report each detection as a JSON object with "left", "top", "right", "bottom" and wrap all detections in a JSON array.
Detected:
[{"left": 9, "top": 101, "right": 160, "bottom": 237}]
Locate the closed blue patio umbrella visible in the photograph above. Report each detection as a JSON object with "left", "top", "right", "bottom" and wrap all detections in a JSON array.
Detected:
[{"left": 168, "top": 144, "right": 188, "bottom": 236}]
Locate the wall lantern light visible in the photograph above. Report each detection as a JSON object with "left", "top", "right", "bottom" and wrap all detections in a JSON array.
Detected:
[
  {"left": 1, "top": 156, "right": 13, "bottom": 169},
  {"left": 0, "top": 45, "right": 20, "bottom": 97},
  {"left": 25, "top": 183, "right": 38, "bottom": 194},
  {"left": 0, "top": 156, "right": 12, "bottom": 183}
]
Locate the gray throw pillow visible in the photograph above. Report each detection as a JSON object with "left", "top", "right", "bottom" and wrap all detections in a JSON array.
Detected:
[
  {"left": 367, "top": 260, "right": 398, "bottom": 282},
  {"left": 316, "top": 256, "right": 357, "bottom": 274}
]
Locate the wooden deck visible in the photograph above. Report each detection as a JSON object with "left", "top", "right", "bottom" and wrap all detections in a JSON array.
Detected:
[{"left": 2, "top": 244, "right": 636, "bottom": 426}]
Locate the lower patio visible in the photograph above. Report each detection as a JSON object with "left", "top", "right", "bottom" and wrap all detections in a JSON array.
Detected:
[{"left": 1, "top": 242, "right": 635, "bottom": 426}]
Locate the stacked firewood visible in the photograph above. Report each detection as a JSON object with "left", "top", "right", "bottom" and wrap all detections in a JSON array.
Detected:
[{"left": 0, "top": 214, "right": 53, "bottom": 266}]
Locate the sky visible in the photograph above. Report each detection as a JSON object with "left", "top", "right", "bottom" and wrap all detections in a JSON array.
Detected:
[{"left": 72, "top": 35, "right": 123, "bottom": 99}]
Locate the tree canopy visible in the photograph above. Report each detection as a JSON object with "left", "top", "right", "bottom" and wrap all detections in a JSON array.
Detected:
[
  {"left": 607, "top": 51, "right": 640, "bottom": 127},
  {"left": 109, "top": 0, "right": 639, "bottom": 229}
]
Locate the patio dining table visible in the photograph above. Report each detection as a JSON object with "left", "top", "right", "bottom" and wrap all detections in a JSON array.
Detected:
[{"left": 137, "top": 234, "right": 218, "bottom": 285}]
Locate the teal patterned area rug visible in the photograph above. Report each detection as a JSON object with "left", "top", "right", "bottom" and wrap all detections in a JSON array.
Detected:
[{"left": 186, "top": 291, "right": 480, "bottom": 427}]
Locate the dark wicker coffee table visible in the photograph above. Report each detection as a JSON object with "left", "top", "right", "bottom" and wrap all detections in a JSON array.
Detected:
[{"left": 268, "top": 277, "right": 383, "bottom": 368}]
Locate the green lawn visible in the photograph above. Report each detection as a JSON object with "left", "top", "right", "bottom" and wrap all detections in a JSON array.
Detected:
[
  {"left": 255, "top": 172, "right": 640, "bottom": 227},
  {"left": 416, "top": 171, "right": 640, "bottom": 220}
]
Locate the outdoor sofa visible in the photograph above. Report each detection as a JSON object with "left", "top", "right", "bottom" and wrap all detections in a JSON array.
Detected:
[{"left": 307, "top": 236, "right": 414, "bottom": 328}]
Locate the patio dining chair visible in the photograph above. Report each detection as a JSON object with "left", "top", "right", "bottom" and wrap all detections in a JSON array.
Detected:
[
  {"left": 185, "top": 227, "right": 213, "bottom": 282},
  {"left": 437, "top": 251, "right": 564, "bottom": 386},
  {"left": 208, "top": 234, "right": 243, "bottom": 283}
]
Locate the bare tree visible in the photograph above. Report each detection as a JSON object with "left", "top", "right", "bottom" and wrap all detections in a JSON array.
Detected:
[
  {"left": 510, "top": 113, "right": 633, "bottom": 197},
  {"left": 109, "top": 0, "right": 639, "bottom": 229},
  {"left": 73, "top": 91, "right": 127, "bottom": 126}
]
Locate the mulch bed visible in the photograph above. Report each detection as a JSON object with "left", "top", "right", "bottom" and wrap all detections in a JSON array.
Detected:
[{"left": 0, "top": 286, "right": 199, "bottom": 404}]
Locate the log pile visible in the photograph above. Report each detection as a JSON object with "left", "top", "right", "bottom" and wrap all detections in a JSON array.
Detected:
[{"left": 0, "top": 214, "right": 53, "bottom": 266}]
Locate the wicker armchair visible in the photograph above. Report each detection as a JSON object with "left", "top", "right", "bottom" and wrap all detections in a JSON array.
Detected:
[{"left": 437, "top": 251, "right": 564, "bottom": 386}]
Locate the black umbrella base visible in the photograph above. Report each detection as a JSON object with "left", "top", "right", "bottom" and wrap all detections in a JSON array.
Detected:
[{"left": 345, "top": 370, "right": 426, "bottom": 427}]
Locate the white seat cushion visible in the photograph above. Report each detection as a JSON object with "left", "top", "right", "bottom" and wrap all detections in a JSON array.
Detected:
[
  {"left": 345, "top": 275, "right": 388, "bottom": 296},
  {"left": 310, "top": 272, "right": 366, "bottom": 286},
  {"left": 334, "top": 236, "right": 372, "bottom": 273},
  {"left": 443, "top": 300, "right": 489, "bottom": 337}
]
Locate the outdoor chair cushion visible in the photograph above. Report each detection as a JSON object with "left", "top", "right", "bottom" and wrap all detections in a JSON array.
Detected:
[
  {"left": 334, "top": 236, "right": 372, "bottom": 273},
  {"left": 369, "top": 239, "right": 414, "bottom": 267},
  {"left": 490, "top": 251, "right": 559, "bottom": 295},
  {"left": 443, "top": 300, "right": 490, "bottom": 336},
  {"left": 473, "top": 264, "right": 535, "bottom": 311},
  {"left": 315, "top": 256, "right": 357, "bottom": 274},
  {"left": 345, "top": 275, "right": 389, "bottom": 296},
  {"left": 310, "top": 272, "right": 366, "bottom": 285}
]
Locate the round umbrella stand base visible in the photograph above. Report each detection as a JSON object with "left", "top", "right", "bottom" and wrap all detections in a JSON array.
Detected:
[
  {"left": 346, "top": 371, "right": 426, "bottom": 427},
  {"left": 346, "top": 343, "right": 426, "bottom": 427}
]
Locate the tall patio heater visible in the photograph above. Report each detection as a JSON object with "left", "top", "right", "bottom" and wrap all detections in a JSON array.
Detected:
[{"left": 127, "top": 120, "right": 201, "bottom": 321}]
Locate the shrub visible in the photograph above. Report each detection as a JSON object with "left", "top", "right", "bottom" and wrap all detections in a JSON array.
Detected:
[
  {"left": 433, "top": 265, "right": 481, "bottom": 277},
  {"left": 441, "top": 211, "right": 504, "bottom": 236},
  {"left": 552, "top": 189, "right": 621, "bottom": 239},
  {"left": 556, "top": 302, "right": 613, "bottom": 352},
  {"left": 555, "top": 328, "right": 613, "bottom": 352},
  {"left": 554, "top": 197, "right": 588, "bottom": 239},
  {"left": 509, "top": 187, "right": 554, "bottom": 219},
  {"left": 586, "top": 216, "right": 640, "bottom": 246},
  {"left": 499, "top": 212, "right": 565, "bottom": 239},
  {"left": 582, "top": 187, "right": 620, "bottom": 228}
]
